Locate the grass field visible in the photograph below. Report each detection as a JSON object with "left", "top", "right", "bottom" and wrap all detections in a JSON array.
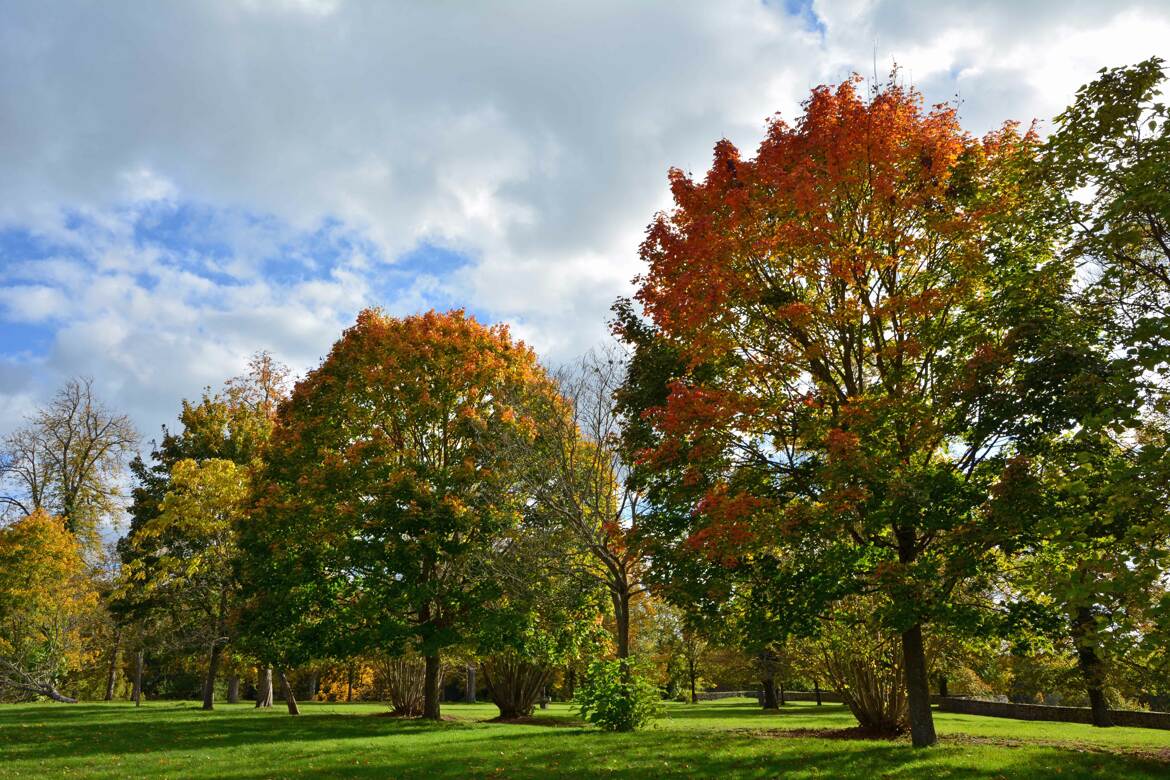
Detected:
[{"left": 1, "top": 698, "right": 1168, "bottom": 778}]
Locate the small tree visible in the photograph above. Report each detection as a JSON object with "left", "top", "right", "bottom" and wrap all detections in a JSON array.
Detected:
[
  {"left": 575, "top": 657, "right": 661, "bottom": 732},
  {"left": 0, "top": 511, "right": 98, "bottom": 702}
]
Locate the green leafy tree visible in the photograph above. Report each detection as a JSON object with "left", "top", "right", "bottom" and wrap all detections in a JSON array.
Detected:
[
  {"left": 621, "top": 75, "right": 1075, "bottom": 746},
  {"left": 245, "top": 309, "right": 561, "bottom": 720}
]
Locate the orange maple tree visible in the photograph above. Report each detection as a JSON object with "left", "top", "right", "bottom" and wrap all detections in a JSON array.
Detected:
[{"left": 628, "top": 76, "right": 1069, "bottom": 745}]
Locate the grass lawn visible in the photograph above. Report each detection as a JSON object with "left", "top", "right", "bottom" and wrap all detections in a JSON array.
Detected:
[{"left": 1, "top": 698, "right": 1168, "bottom": 778}]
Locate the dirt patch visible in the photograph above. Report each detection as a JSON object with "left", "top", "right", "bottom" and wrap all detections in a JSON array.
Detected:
[
  {"left": 486, "top": 715, "right": 584, "bottom": 728},
  {"left": 940, "top": 733, "right": 1170, "bottom": 763},
  {"left": 757, "top": 726, "right": 905, "bottom": 741},
  {"left": 749, "top": 727, "right": 1170, "bottom": 762},
  {"left": 371, "top": 711, "right": 461, "bottom": 722}
]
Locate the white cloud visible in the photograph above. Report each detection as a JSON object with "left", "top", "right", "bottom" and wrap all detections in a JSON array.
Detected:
[{"left": 0, "top": 0, "right": 1167, "bottom": 443}]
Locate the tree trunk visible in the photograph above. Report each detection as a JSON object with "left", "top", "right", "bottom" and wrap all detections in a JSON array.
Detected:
[
  {"left": 305, "top": 671, "right": 318, "bottom": 700},
  {"left": 255, "top": 666, "right": 273, "bottom": 708},
  {"left": 762, "top": 676, "right": 778, "bottom": 709},
  {"left": 901, "top": 623, "right": 938, "bottom": 747},
  {"left": 1073, "top": 606, "right": 1113, "bottom": 727},
  {"left": 778, "top": 680, "right": 786, "bottom": 706},
  {"left": 104, "top": 627, "right": 121, "bottom": 701},
  {"left": 688, "top": 658, "right": 697, "bottom": 704},
  {"left": 567, "top": 665, "right": 576, "bottom": 700},
  {"left": 347, "top": 663, "right": 354, "bottom": 702},
  {"left": 201, "top": 641, "right": 223, "bottom": 710},
  {"left": 423, "top": 653, "right": 442, "bottom": 720},
  {"left": 133, "top": 650, "right": 144, "bottom": 706},
  {"left": 482, "top": 654, "right": 550, "bottom": 718},
  {"left": 227, "top": 676, "right": 240, "bottom": 704},
  {"left": 814, "top": 679, "right": 822, "bottom": 706},
  {"left": 278, "top": 669, "right": 300, "bottom": 715},
  {"left": 464, "top": 664, "right": 476, "bottom": 703},
  {"left": 938, "top": 674, "right": 948, "bottom": 698},
  {"left": 25, "top": 684, "right": 78, "bottom": 703}
]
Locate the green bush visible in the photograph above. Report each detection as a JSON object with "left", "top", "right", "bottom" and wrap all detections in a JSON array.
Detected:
[{"left": 573, "top": 658, "right": 661, "bottom": 731}]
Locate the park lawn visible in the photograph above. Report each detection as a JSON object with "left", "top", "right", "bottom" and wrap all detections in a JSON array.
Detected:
[{"left": 1, "top": 698, "right": 1167, "bottom": 779}]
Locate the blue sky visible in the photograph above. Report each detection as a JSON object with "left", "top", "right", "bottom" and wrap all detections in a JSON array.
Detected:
[{"left": 1, "top": 0, "right": 1168, "bottom": 448}]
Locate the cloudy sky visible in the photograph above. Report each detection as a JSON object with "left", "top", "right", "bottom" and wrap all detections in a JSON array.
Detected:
[{"left": 2, "top": 0, "right": 1168, "bottom": 444}]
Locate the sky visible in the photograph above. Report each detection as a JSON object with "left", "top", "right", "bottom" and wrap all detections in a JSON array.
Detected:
[{"left": 2, "top": 0, "right": 1169, "bottom": 446}]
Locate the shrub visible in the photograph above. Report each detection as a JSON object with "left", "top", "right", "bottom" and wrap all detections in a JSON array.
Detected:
[{"left": 574, "top": 658, "right": 661, "bottom": 731}]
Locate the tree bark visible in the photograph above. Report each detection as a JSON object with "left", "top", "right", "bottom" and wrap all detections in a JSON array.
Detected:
[
  {"left": 227, "top": 676, "right": 240, "bottom": 704},
  {"left": 1073, "top": 606, "right": 1113, "bottom": 727},
  {"left": 133, "top": 650, "right": 144, "bottom": 706},
  {"left": 688, "top": 657, "right": 697, "bottom": 704},
  {"left": 201, "top": 641, "right": 223, "bottom": 710},
  {"left": 423, "top": 653, "right": 442, "bottom": 720},
  {"left": 901, "top": 623, "right": 938, "bottom": 747},
  {"left": 778, "top": 680, "right": 786, "bottom": 706},
  {"left": 567, "top": 665, "right": 576, "bottom": 700},
  {"left": 814, "top": 679, "right": 822, "bottom": 706},
  {"left": 255, "top": 666, "right": 273, "bottom": 708},
  {"left": 611, "top": 584, "right": 632, "bottom": 683},
  {"left": 347, "top": 663, "right": 354, "bottom": 702},
  {"left": 21, "top": 684, "right": 78, "bottom": 703},
  {"left": 761, "top": 676, "right": 778, "bottom": 709},
  {"left": 278, "top": 669, "right": 300, "bottom": 715},
  {"left": 938, "top": 674, "right": 948, "bottom": 698},
  {"left": 464, "top": 664, "right": 476, "bottom": 703},
  {"left": 103, "top": 627, "right": 121, "bottom": 701}
]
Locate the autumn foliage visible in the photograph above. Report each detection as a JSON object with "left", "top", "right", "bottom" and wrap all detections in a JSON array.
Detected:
[{"left": 627, "top": 75, "right": 1067, "bottom": 745}]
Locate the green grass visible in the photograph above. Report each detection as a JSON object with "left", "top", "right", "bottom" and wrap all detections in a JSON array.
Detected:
[{"left": 1, "top": 698, "right": 1167, "bottom": 778}]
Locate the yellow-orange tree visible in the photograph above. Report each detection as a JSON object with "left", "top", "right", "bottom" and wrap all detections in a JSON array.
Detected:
[
  {"left": 0, "top": 510, "right": 97, "bottom": 703},
  {"left": 627, "top": 77, "right": 1076, "bottom": 746},
  {"left": 244, "top": 309, "right": 560, "bottom": 720}
]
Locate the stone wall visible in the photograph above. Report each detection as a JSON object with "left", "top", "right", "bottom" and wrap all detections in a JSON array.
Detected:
[{"left": 937, "top": 697, "right": 1170, "bottom": 730}]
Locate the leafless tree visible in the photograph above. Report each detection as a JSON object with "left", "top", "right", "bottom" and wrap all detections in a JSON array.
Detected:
[
  {"left": 529, "top": 346, "right": 648, "bottom": 660},
  {"left": 1, "top": 377, "right": 137, "bottom": 544}
]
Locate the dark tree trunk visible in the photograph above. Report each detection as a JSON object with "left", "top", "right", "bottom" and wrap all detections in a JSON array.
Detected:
[
  {"left": 423, "top": 653, "right": 442, "bottom": 720},
  {"left": 1073, "top": 606, "right": 1113, "bottom": 727},
  {"left": 688, "top": 658, "right": 698, "bottom": 704},
  {"left": 762, "top": 676, "right": 778, "bottom": 709},
  {"left": 938, "top": 674, "right": 948, "bottom": 698},
  {"left": 103, "top": 627, "right": 121, "bottom": 701},
  {"left": 814, "top": 679, "right": 822, "bottom": 706},
  {"left": 901, "top": 623, "right": 938, "bottom": 747},
  {"left": 255, "top": 666, "right": 274, "bottom": 708},
  {"left": 464, "top": 664, "right": 477, "bottom": 703},
  {"left": 612, "top": 586, "right": 631, "bottom": 661},
  {"left": 227, "top": 676, "right": 240, "bottom": 704},
  {"left": 133, "top": 650, "right": 144, "bottom": 706},
  {"left": 305, "top": 671, "right": 318, "bottom": 700},
  {"left": 278, "top": 669, "right": 300, "bottom": 715},
  {"left": 778, "top": 680, "right": 786, "bottom": 706},
  {"left": 567, "top": 665, "right": 576, "bottom": 700},
  {"left": 347, "top": 664, "right": 354, "bottom": 702},
  {"left": 201, "top": 641, "right": 223, "bottom": 710}
]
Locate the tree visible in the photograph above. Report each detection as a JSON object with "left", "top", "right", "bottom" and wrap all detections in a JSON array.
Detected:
[
  {"left": 0, "top": 511, "right": 98, "bottom": 702},
  {"left": 1, "top": 378, "right": 137, "bottom": 545},
  {"left": 475, "top": 515, "right": 605, "bottom": 719},
  {"left": 246, "top": 309, "right": 561, "bottom": 720},
  {"left": 121, "top": 459, "right": 248, "bottom": 710},
  {"left": 528, "top": 348, "right": 649, "bottom": 663},
  {"left": 625, "top": 75, "right": 1071, "bottom": 746},
  {"left": 991, "top": 431, "right": 1170, "bottom": 726},
  {"left": 116, "top": 352, "right": 289, "bottom": 709}
]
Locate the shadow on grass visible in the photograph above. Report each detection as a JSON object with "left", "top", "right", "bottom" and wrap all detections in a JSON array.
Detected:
[
  {"left": 3, "top": 702, "right": 1169, "bottom": 779},
  {"left": 0, "top": 703, "right": 479, "bottom": 763}
]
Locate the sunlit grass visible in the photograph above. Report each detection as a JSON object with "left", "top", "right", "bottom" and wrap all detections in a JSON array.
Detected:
[{"left": 1, "top": 698, "right": 1167, "bottom": 778}]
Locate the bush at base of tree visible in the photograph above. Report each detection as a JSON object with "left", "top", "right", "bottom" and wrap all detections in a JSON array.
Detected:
[
  {"left": 372, "top": 653, "right": 438, "bottom": 717},
  {"left": 574, "top": 658, "right": 661, "bottom": 732}
]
